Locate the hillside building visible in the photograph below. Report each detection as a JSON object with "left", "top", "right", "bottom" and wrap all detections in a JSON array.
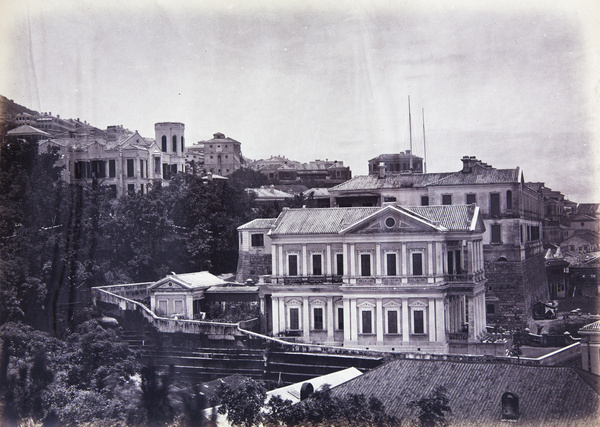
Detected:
[
  {"left": 201, "top": 132, "right": 244, "bottom": 176},
  {"left": 39, "top": 122, "right": 186, "bottom": 197},
  {"left": 328, "top": 156, "right": 548, "bottom": 327},
  {"left": 238, "top": 204, "right": 488, "bottom": 353},
  {"left": 368, "top": 151, "right": 424, "bottom": 175}
]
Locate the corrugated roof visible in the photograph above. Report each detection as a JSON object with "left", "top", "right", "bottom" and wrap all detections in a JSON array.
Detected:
[
  {"left": 270, "top": 205, "right": 478, "bottom": 235},
  {"left": 330, "top": 173, "right": 451, "bottom": 192},
  {"left": 270, "top": 207, "right": 380, "bottom": 235},
  {"left": 248, "top": 187, "right": 294, "bottom": 199},
  {"left": 237, "top": 218, "right": 277, "bottom": 230},
  {"left": 580, "top": 320, "right": 600, "bottom": 332},
  {"left": 331, "top": 359, "right": 600, "bottom": 426},
  {"left": 405, "top": 205, "right": 477, "bottom": 231}
]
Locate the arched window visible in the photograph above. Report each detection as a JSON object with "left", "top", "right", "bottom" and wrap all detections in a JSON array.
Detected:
[
  {"left": 172, "top": 135, "right": 177, "bottom": 153},
  {"left": 501, "top": 392, "right": 519, "bottom": 421},
  {"left": 161, "top": 136, "right": 167, "bottom": 152},
  {"left": 506, "top": 190, "right": 513, "bottom": 210},
  {"left": 497, "top": 256, "right": 507, "bottom": 262}
]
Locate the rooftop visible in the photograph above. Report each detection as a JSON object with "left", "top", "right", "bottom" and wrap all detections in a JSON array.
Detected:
[{"left": 331, "top": 359, "right": 600, "bottom": 426}]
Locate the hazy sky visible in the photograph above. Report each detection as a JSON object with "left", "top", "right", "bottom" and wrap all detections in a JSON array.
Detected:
[{"left": 1, "top": 0, "right": 598, "bottom": 201}]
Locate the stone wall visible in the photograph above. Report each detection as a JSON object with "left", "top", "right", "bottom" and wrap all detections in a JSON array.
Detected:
[
  {"left": 236, "top": 252, "right": 272, "bottom": 283},
  {"left": 484, "top": 252, "right": 549, "bottom": 327}
]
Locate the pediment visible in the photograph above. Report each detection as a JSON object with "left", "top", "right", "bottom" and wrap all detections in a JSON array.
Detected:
[
  {"left": 340, "top": 205, "right": 443, "bottom": 235},
  {"left": 357, "top": 301, "right": 376, "bottom": 309},
  {"left": 383, "top": 300, "right": 401, "bottom": 308},
  {"left": 409, "top": 300, "right": 428, "bottom": 308},
  {"left": 286, "top": 298, "right": 302, "bottom": 306},
  {"left": 151, "top": 279, "right": 189, "bottom": 291}
]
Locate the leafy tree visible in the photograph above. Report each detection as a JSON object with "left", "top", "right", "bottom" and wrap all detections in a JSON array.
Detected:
[
  {"left": 228, "top": 167, "right": 268, "bottom": 189},
  {"left": 408, "top": 385, "right": 452, "bottom": 427},
  {"left": 211, "top": 378, "right": 267, "bottom": 427},
  {"left": 180, "top": 384, "right": 210, "bottom": 427},
  {"left": 141, "top": 365, "right": 174, "bottom": 427}
]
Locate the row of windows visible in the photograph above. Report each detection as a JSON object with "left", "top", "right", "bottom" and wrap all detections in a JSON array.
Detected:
[
  {"left": 285, "top": 252, "right": 424, "bottom": 277},
  {"left": 161, "top": 135, "right": 185, "bottom": 153},
  {"left": 421, "top": 191, "right": 513, "bottom": 214},
  {"left": 286, "top": 305, "right": 426, "bottom": 335},
  {"left": 74, "top": 158, "right": 161, "bottom": 179}
]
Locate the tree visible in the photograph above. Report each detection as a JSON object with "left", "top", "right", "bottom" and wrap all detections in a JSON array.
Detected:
[
  {"left": 211, "top": 378, "right": 267, "bottom": 427},
  {"left": 141, "top": 365, "right": 173, "bottom": 427},
  {"left": 408, "top": 385, "right": 452, "bottom": 427}
]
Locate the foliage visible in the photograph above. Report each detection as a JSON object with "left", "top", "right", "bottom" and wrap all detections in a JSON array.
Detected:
[
  {"left": 266, "top": 384, "right": 397, "bottom": 427},
  {"left": 207, "top": 301, "right": 260, "bottom": 322},
  {"left": 141, "top": 365, "right": 174, "bottom": 427},
  {"left": 508, "top": 328, "right": 524, "bottom": 358},
  {"left": 211, "top": 378, "right": 267, "bottom": 427},
  {"left": 0, "top": 320, "right": 144, "bottom": 426},
  {"left": 179, "top": 384, "right": 210, "bottom": 427},
  {"left": 228, "top": 167, "right": 268, "bottom": 189},
  {"left": 548, "top": 316, "right": 594, "bottom": 337},
  {"left": 408, "top": 385, "right": 452, "bottom": 427}
]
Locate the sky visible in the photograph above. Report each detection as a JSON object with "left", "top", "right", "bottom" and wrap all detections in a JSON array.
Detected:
[{"left": 1, "top": 0, "right": 599, "bottom": 202}]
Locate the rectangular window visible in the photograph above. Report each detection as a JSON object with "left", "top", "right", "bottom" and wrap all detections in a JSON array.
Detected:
[
  {"left": 109, "top": 160, "right": 116, "bottom": 177},
  {"left": 360, "top": 253, "right": 371, "bottom": 276},
  {"left": 158, "top": 300, "right": 167, "bottom": 315},
  {"left": 491, "top": 224, "right": 502, "bottom": 243},
  {"left": 466, "top": 193, "right": 476, "bottom": 204},
  {"left": 251, "top": 233, "right": 264, "bottom": 247},
  {"left": 336, "top": 253, "right": 344, "bottom": 276},
  {"left": 312, "top": 254, "right": 322, "bottom": 276},
  {"left": 90, "top": 160, "right": 106, "bottom": 178},
  {"left": 387, "top": 310, "right": 399, "bottom": 334},
  {"left": 361, "top": 310, "right": 373, "bottom": 334},
  {"left": 421, "top": 195, "right": 429, "bottom": 206},
  {"left": 313, "top": 307, "right": 323, "bottom": 330},
  {"left": 413, "top": 310, "right": 425, "bottom": 334},
  {"left": 140, "top": 184, "right": 144, "bottom": 194},
  {"left": 442, "top": 194, "right": 452, "bottom": 205},
  {"left": 412, "top": 252, "right": 423, "bottom": 276},
  {"left": 337, "top": 307, "right": 344, "bottom": 330},
  {"left": 288, "top": 254, "right": 298, "bottom": 276},
  {"left": 386, "top": 253, "right": 397, "bottom": 276},
  {"left": 162, "top": 163, "right": 169, "bottom": 179},
  {"left": 108, "top": 185, "right": 117, "bottom": 198},
  {"left": 127, "top": 159, "right": 134, "bottom": 177},
  {"left": 140, "top": 160, "right": 144, "bottom": 178},
  {"left": 289, "top": 307, "right": 299, "bottom": 330},
  {"left": 490, "top": 193, "right": 500, "bottom": 216},
  {"left": 531, "top": 225, "right": 540, "bottom": 241},
  {"left": 155, "top": 157, "right": 161, "bottom": 174},
  {"left": 127, "top": 184, "right": 135, "bottom": 194},
  {"left": 383, "top": 196, "right": 397, "bottom": 203},
  {"left": 174, "top": 300, "right": 184, "bottom": 313}
]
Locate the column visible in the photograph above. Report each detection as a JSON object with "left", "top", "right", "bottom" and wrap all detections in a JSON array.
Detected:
[
  {"left": 272, "top": 297, "right": 280, "bottom": 336},
  {"left": 278, "top": 246, "right": 284, "bottom": 280},
  {"left": 343, "top": 299, "right": 351, "bottom": 343},
  {"left": 401, "top": 244, "right": 408, "bottom": 284},
  {"left": 427, "top": 243, "right": 434, "bottom": 283},
  {"left": 326, "top": 244, "right": 332, "bottom": 276},
  {"left": 376, "top": 299, "right": 384, "bottom": 344},
  {"left": 468, "top": 241, "right": 474, "bottom": 274},
  {"left": 302, "top": 244, "right": 308, "bottom": 277},
  {"left": 302, "top": 297, "right": 310, "bottom": 340},
  {"left": 375, "top": 243, "right": 382, "bottom": 282},
  {"left": 402, "top": 299, "right": 409, "bottom": 341},
  {"left": 350, "top": 244, "right": 356, "bottom": 283},
  {"left": 436, "top": 299, "right": 445, "bottom": 342},
  {"left": 271, "top": 243, "right": 278, "bottom": 277},
  {"left": 350, "top": 299, "right": 358, "bottom": 342},
  {"left": 327, "top": 297, "right": 334, "bottom": 341},
  {"left": 435, "top": 242, "right": 443, "bottom": 277},
  {"left": 428, "top": 299, "right": 436, "bottom": 340},
  {"left": 343, "top": 244, "right": 349, "bottom": 276}
]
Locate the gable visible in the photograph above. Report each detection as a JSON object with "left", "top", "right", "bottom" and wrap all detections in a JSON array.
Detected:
[
  {"left": 340, "top": 205, "right": 443, "bottom": 235},
  {"left": 149, "top": 278, "right": 190, "bottom": 291}
]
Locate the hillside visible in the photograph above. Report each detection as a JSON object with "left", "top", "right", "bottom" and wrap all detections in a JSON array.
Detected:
[{"left": 0, "top": 94, "right": 38, "bottom": 124}]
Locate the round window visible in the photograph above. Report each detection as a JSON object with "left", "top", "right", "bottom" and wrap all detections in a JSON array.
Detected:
[{"left": 385, "top": 217, "right": 396, "bottom": 228}]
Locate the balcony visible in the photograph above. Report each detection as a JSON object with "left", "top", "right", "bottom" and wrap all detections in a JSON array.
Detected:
[{"left": 271, "top": 275, "right": 344, "bottom": 285}]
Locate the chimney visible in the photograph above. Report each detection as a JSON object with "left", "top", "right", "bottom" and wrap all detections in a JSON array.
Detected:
[
  {"left": 378, "top": 162, "right": 386, "bottom": 179},
  {"left": 461, "top": 156, "right": 480, "bottom": 173}
]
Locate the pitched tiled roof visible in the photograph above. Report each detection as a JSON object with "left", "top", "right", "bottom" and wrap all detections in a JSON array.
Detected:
[
  {"left": 237, "top": 218, "right": 277, "bottom": 230},
  {"left": 405, "top": 204, "right": 478, "bottom": 231},
  {"left": 330, "top": 173, "right": 451, "bottom": 192},
  {"left": 432, "top": 163, "right": 520, "bottom": 186},
  {"left": 171, "top": 271, "right": 227, "bottom": 289},
  {"left": 7, "top": 124, "right": 52, "bottom": 136},
  {"left": 331, "top": 359, "right": 600, "bottom": 426}
]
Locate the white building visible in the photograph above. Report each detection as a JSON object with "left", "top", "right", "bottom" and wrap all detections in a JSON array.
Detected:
[{"left": 238, "top": 204, "right": 488, "bottom": 353}]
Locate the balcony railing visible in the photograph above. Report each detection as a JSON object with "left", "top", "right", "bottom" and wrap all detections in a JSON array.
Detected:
[
  {"left": 269, "top": 273, "right": 484, "bottom": 286},
  {"left": 448, "top": 332, "right": 469, "bottom": 341}
]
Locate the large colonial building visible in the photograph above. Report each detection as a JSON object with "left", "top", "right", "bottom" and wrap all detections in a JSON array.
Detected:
[
  {"left": 328, "top": 156, "right": 548, "bottom": 326},
  {"left": 238, "top": 204, "right": 488, "bottom": 353},
  {"left": 38, "top": 122, "right": 186, "bottom": 197},
  {"left": 201, "top": 132, "right": 244, "bottom": 176}
]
